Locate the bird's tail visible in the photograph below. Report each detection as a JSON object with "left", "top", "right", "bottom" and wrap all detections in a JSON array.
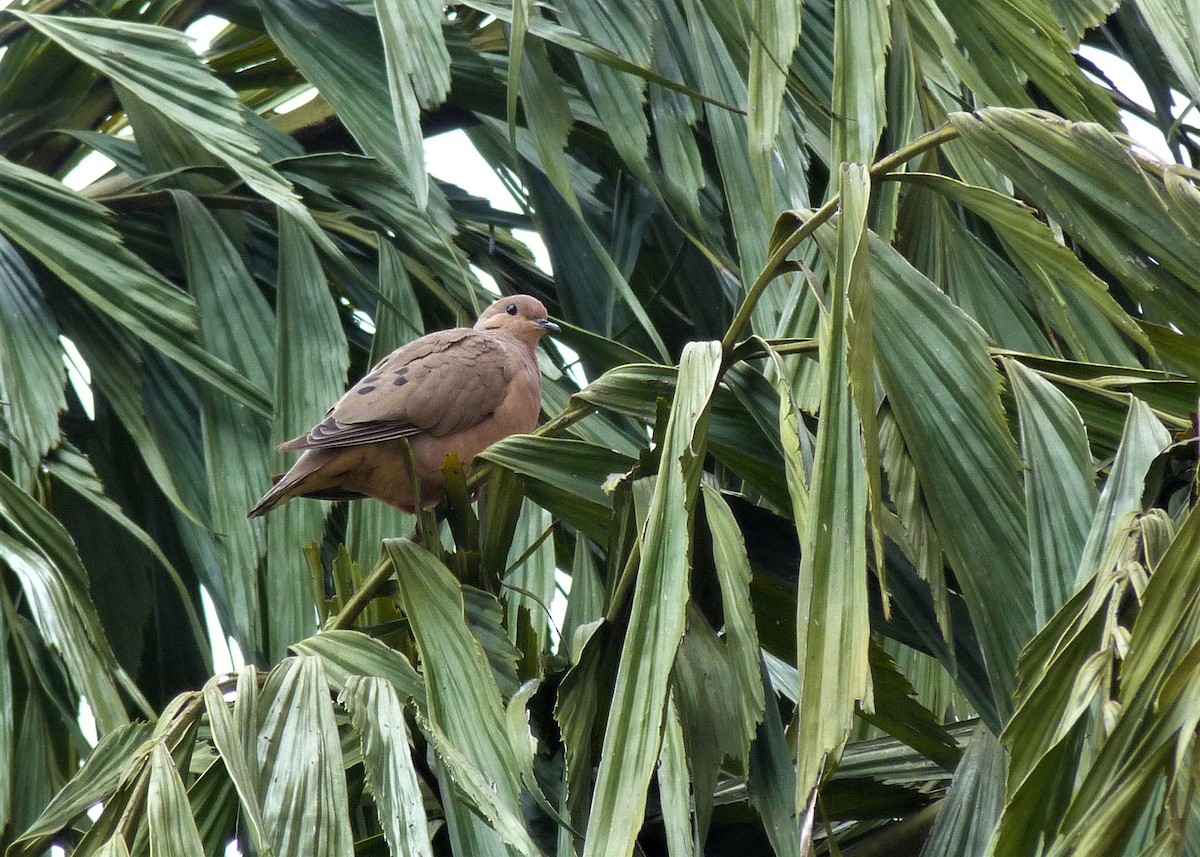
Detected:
[
  {"left": 248, "top": 451, "right": 367, "bottom": 518},
  {"left": 247, "top": 475, "right": 292, "bottom": 518},
  {"left": 248, "top": 454, "right": 321, "bottom": 518}
]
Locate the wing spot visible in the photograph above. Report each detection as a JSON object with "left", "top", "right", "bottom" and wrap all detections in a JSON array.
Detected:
[
  {"left": 357, "top": 386, "right": 377, "bottom": 394},
  {"left": 393, "top": 376, "right": 409, "bottom": 387}
]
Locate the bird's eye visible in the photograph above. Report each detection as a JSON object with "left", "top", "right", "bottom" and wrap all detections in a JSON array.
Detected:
[{"left": 506, "top": 303, "right": 519, "bottom": 316}]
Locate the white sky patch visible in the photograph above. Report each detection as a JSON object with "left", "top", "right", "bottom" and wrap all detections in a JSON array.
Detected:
[
  {"left": 62, "top": 151, "right": 117, "bottom": 191},
  {"left": 185, "top": 14, "right": 228, "bottom": 54},
  {"left": 1122, "top": 113, "right": 1177, "bottom": 163},
  {"left": 78, "top": 697, "right": 97, "bottom": 746},
  {"left": 1080, "top": 45, "right": 1155, "bottom": 110},
  {"left": 201, "top": 585, "right": 246, "bottom": 675},
  {"left": 78, "top": 697, "right": 103, "bottom": 825},
  {"left": 550, "top": 568, "right": 572, "bottom": 653},
  {"left": 472, "top": 263, "right": 502, "bottom": 296},
  {"left": 426, "top": 130, "right": 522, "bottom": 213},
  {"left": 274, "top": 87, "right": 318, "bottom": 115},
  {"left": 515, "top": 227, "right": 553, "bottom": 274},
  {"left": 60, "top": 335, "right": 94, "bottom": 419},
  {"left": 425, "top": 130, "right": 554, "bottom": 275},
  {"left": 1080, "top": 45, "right": 1179, "bottom": 163},
  {"left": 352, "top": 307, "right": 377, "bottom": 336}
]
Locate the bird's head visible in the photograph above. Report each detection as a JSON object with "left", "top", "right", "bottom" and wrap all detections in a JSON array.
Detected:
[{"left": 475, "top": 295, "right": 560, "bottom": 344}]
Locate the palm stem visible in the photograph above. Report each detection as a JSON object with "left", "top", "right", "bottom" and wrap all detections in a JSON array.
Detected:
[
  {"left": 326, "top": 555, "right": 396, "bottom": 632},
  {"left": 720, "top": 122, "right": 962, "bottom": 354}
]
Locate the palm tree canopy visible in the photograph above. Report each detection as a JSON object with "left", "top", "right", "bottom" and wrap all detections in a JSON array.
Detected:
[{"left": 1, "top": 0, "right": 1199, "bottom": 855}]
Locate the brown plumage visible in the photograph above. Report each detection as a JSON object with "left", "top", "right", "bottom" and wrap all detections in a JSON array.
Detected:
[{"left": 248, "top": 295, "right": 558, "bottom": 517}]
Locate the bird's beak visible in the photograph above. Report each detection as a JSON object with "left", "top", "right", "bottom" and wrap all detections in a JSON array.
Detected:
[{"left": 537, "top": 319, "right": 561, "bottom": 334}]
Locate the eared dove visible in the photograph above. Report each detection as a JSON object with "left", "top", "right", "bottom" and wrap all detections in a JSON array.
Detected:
[{"left": 248, "top": 295, "right": 558, "bottom": 517}]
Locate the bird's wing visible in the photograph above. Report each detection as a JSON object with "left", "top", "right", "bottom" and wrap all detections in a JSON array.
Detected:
[{"left": 280, "top": 329, "right": 514, "bottom": 451}]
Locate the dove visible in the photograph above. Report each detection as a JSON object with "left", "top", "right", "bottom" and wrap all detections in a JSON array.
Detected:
[{"left": 248, "top": 295, "right": 559, "bottom": 517}]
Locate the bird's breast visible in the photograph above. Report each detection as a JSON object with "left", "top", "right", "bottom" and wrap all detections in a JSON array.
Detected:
[{"left": 409, "top": 353, "right": 542, "bottom": 483}]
